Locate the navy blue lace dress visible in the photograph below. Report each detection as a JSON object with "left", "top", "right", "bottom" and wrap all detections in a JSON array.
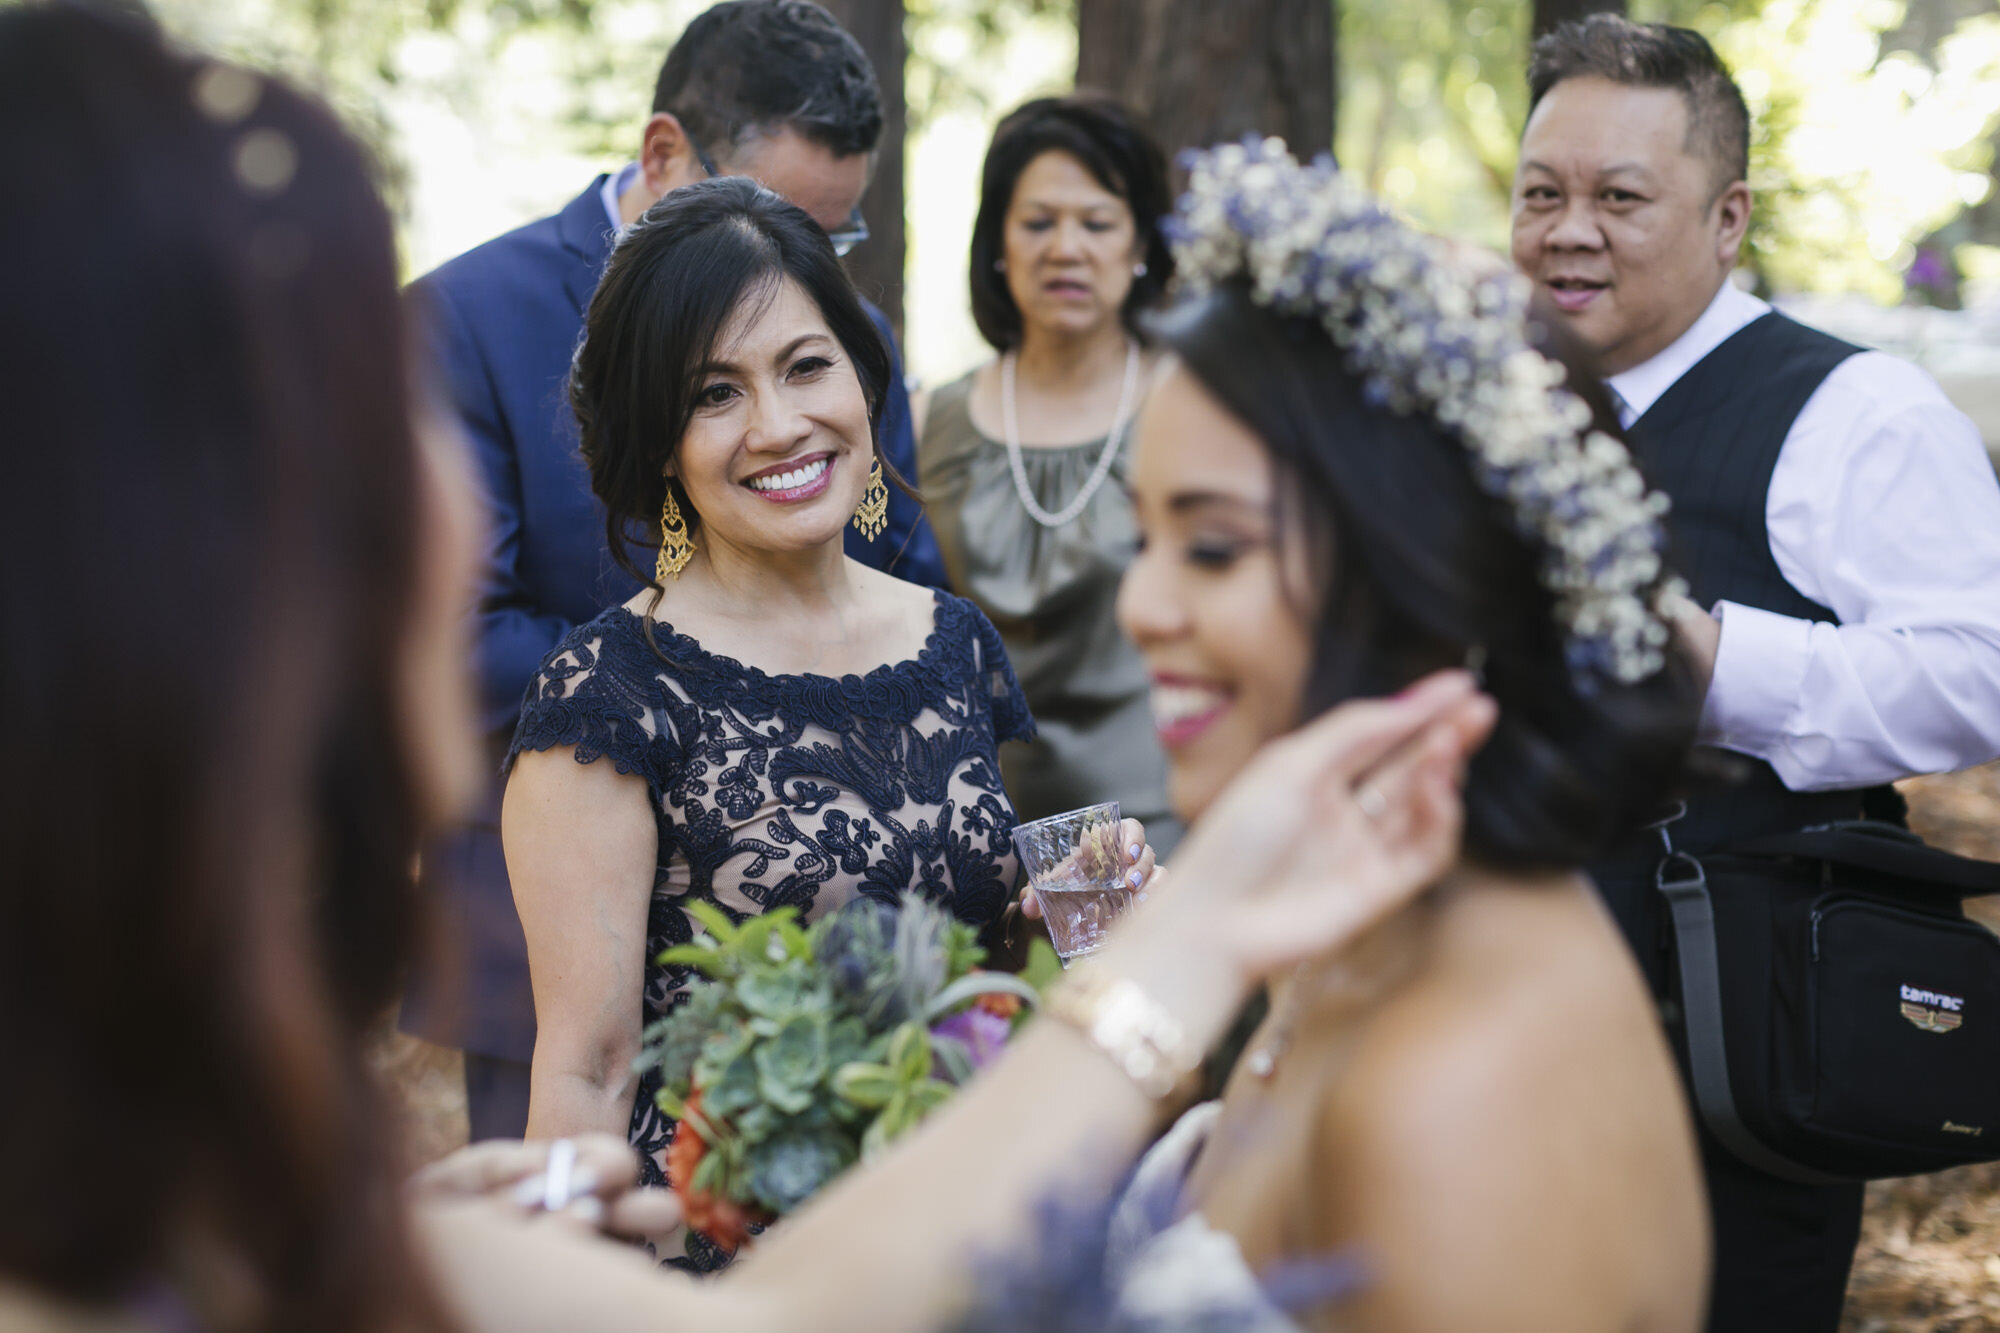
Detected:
[{"left": 507, "top": 589, "right": 1034, "bottom": 1270}]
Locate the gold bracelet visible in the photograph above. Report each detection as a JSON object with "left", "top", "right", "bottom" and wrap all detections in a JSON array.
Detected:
[{"left": 1044, "top": 966, "right": 1204, "bottom": 1101}]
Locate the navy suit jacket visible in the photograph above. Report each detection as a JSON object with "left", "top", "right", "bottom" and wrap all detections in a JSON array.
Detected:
[{"left": 402, "top": 178, "right": 943, "bottom": 1060}]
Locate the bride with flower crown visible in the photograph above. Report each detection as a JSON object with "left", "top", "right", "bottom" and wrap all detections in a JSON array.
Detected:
[
  {"left": 1007, "top": 140, "right": 1714, "bottom": 1332},
  {"left": 941, "top": 144, "right": 1720, "bottom": 1333}
]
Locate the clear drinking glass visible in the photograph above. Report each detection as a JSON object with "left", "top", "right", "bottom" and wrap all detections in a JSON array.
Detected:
[{"left": 1009, "top": 801, "right": 1130, "bottom": 966}]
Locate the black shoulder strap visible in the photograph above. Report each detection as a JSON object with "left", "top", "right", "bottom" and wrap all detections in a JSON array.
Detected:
[
  {"left": 1729, "top": 821, "right": 2000, "bottom": 897},
  {"left": 1655, "top": 852, "right": 1849, "bottom": 1185}
]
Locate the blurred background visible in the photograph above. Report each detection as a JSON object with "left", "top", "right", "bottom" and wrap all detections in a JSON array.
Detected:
[
  {"left": 62, "top": 0, "right": 2000, "bottom": 1325},
  {"left": 137, "top": 0, "right": 2000, "bottom": 446}
]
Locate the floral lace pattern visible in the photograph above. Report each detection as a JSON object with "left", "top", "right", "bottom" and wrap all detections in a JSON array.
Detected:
[{"left": 507, "top": 590, "right": 1034, "bottom": 1270}]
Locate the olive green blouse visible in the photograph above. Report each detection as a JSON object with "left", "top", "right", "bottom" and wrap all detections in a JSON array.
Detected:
[{"left": 918, "top": 369, "right": 1181, "bottom": 856}]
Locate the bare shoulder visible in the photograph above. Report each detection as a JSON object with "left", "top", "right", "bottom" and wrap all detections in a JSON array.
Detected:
[
  {"left": 845, "top": 562, "right": 945, "bottom": 658},
  {"left": 1317, "top": 878, "right": 1706, "bottom": 1330},
  {"left": 1333, "top": 877, "right": 1692, "bottom": 1176}
]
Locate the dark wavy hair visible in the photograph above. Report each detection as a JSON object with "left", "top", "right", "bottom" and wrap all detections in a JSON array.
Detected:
[
  {"left": 652, "top": 0, "right": 882, "bottom": 160},
  {"left": 969, "top": 93, "right": 1175, "bottom": 350},
  {"left": 1528, "top": 15, "right": 1749, "bottom": 195},
  {"left": 0, "top": 7, "right": 449, "bottom": 1330},
  {"left": 570, "top": 174, "right": 902, "bottom": 590},
  {"left": 1151, "top": 284, "right": 1701, "bottom": 871}
]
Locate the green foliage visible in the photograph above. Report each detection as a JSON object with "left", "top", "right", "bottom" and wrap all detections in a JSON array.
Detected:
[
  {"left": 834, "top": 1022, "right": 959, "bottom": 1160},
  {"left": 636, "top": 892, "right": 1036, "bottom": 1233},
  {"left": 1338, "top": 0, "right": 1533, "bottom": 246},
  {"left": 1019, "top": 937, "right": 1065, "bottom": 997},
  {"left": 906, "top": 0, "right": 1074, "bottom": 124},
  {"left": 125, "top": 0, "right": 2000, "bottom": 301},
  {"left": 745, "top": 1124, "right": 856, "bottom": 1213},
  {"left": 1344, "top": 0, "right": 2000, "bottom": 300}
]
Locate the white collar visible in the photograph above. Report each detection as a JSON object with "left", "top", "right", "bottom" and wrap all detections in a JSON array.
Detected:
[
  {"left": 600, "top": 161, "right": 643, "bottom": 235},
  {"left": 1605, "top": 281, "right": 1770, "bottom": 426}
]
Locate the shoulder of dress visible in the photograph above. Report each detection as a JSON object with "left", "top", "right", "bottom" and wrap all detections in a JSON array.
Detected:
[
  {"left": 531, "top": 609, "right": 647, "bottom": 682},
  {"left": 916, "top": 368, "right": 988, "bottom": 453},
  {"left": 931, "top": 590, "right": 1003, "bottom": 652}
]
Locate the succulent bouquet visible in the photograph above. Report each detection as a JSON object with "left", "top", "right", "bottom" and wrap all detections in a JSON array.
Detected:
[{"left": 636, "top": 893, "right": 1057, "bottom": 1251}]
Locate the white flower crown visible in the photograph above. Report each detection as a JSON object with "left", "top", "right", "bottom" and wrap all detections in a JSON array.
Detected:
[{"left": 1166, "top": 137, "right": 1683, "bottom": 685}]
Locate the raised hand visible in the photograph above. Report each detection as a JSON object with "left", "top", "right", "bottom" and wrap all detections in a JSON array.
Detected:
[{"left": 1096, "top": 671, "right": 1495, "bottom": 1043}]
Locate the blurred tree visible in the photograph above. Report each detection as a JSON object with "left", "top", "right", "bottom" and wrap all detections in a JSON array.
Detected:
[
  {"left": 1074, "top": 0, "right": 1334, "bottom": 168},
  {"left": 1534, "top": 0, "right": 1625, "bottom": 37},
  {"left": 819, "top": 0, "right": 910, "bottom": 334},
  {"left": 1336, "top": 0, "right": 1530, "bottom": 242}
]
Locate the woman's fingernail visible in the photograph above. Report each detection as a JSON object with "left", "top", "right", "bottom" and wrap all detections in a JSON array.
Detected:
[
  {"left": 568, "top": 1167, "right": 600, "bottom": 1198},
  {"left": 1128, "top": 843, "right": 1142, "bottom": 861},
  {"left": 511, "top": 1174, "right": 546, "bottom": 1208},
  {"left": 1127, "top": 869, "right": 1144, "bottom": 889}
]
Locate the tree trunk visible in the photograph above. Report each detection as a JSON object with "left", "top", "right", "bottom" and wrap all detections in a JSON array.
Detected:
[
  {"left": 818, "top": 0, "right": 907, "bottom": 338},
  {"left": 1532, "top": 0, "right": 1625, "bottom": 39},
  {"left": 1075, "top": 0, "right": 1334, "bottom": 173}
]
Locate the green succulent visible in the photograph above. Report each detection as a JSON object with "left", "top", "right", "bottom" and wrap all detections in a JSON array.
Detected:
[
  {"left": 753, "top": 1012, "right": 829, "bottom": 1114},
  {"left": 745, "top": 1127, "right": 856, "bottom": 1214},
  {"left": 833, "top": 1021, "right": 958, "bottom": 1161},
  {"left": 633, "top": 892, "right": 1043, "bottom": 1227}
]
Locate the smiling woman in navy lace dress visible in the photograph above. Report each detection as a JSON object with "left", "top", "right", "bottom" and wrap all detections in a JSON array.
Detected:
[{"left": 500, "top": 176, "right": 1156, "bottom": 1271}]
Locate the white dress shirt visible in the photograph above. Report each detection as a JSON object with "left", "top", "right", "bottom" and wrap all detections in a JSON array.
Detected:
[
  {"left": 1607, "top": 282, "right": 2000, "bottom": 790},
  {"left": 600, "top": 160, "right": 642, "bottom": 234}
]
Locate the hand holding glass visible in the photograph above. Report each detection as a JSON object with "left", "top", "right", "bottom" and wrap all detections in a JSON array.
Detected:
[{"left": 1010, "top": 801, "right": 1132, "bottom": 965}]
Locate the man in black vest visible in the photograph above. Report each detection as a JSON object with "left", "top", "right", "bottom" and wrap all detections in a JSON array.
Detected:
[{"left": 1512, "top": 16, "right": 2000, "bottom": 1333}]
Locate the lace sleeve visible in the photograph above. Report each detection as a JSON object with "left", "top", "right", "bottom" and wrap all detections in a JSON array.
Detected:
[
  {"left": 504, "top": 619, "right": 674, "bottom": 789},
  {"left": 970, "top": 607, "right": 1036, "bottom": 745}
]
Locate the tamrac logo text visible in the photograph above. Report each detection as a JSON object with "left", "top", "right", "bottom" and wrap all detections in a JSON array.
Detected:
[{"left": 1901, "top": 984, "right": 1965, "bottom": 1034}]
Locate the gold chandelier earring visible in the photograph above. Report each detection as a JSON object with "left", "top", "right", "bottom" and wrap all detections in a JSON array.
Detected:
[
  {"left": 852, "top": 457, "right": 888, "bottom": 541},
  {"left": 655, "top": 483, "right": 695, "bottom": 582}
]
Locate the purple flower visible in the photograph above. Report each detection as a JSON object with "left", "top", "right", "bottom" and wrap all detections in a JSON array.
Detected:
[
  {"left": 930, "top": 1006, "right": 1012, "bottom": 1077},
  {"left": 1908, "top": 247, "right": 1950, "bottom": 288}
]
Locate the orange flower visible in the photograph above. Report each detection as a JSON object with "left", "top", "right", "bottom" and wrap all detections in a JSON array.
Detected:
[
  {"left": 665, "top": 1089, "right": 770, "bottom": 1253},
  {"left": 973, "top": 990, "right": 1022, "bottom": 1021}
]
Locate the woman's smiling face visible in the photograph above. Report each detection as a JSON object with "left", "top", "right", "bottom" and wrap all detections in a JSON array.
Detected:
[
  {"left": 1116, "top": 364, "right": 1315, "bottom": 823},
  {"left": 672, "top": 275, "right": 874, "bottom": 558}
]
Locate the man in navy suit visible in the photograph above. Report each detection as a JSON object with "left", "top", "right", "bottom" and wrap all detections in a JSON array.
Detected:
[{"left": 404, "top": 0, "right": 945, "bottom": 1139}]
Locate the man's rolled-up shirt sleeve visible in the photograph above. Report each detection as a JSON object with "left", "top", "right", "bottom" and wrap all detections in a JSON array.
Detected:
[{"left": 1701, "top": 361, "right": 2000, "bottom": 790}]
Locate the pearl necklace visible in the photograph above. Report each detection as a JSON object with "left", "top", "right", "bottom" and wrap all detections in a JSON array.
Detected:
[{"left": 999, "top": 340, "right": 1142, "bottom": 529}]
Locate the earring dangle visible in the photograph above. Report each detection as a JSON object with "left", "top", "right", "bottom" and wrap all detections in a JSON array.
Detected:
[
  {"left": 656, "top": 486, "right": 694, "bottom": 582},
  {"left": 852, "top": 459, "right": 889, "bottom": 541},
  {"left": 1133, "top": 261, "right": 1148, "bottom": 277}
]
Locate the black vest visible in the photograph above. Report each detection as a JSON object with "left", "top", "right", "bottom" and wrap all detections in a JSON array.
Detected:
[{"left": 1592, "top": 311, "right": 1879, "bottom": 984}]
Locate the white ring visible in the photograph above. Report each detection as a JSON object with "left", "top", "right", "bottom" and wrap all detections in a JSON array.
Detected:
[{"left": 542, "top": 1138, "right": 577, "bottom": 1213}]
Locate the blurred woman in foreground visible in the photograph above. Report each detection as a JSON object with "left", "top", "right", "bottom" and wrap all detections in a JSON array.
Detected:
[{"left": 0, "top": 8, "right": 1482, "bottom": 1331}]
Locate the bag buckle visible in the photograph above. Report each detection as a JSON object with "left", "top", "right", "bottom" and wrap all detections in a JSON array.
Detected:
[{"left": 1655, "top": 849, "right": 1707, "bottom": 902}]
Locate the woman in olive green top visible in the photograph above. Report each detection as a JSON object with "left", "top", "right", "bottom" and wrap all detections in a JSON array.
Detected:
[{"left": 918, "top": 93, "right": 1181, "bottom": 853}]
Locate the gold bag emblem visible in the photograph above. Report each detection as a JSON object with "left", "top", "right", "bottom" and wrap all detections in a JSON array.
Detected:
[{"left": 1902, "top": 1001, "right": 1964, "bottom": 1034}]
